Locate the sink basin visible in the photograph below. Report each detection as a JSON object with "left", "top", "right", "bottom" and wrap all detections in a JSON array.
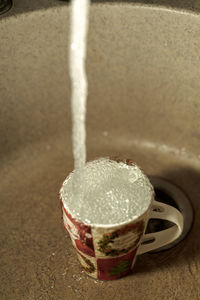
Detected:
[{"left": 0, "top": 2, "right": 200, "bottom": 299}]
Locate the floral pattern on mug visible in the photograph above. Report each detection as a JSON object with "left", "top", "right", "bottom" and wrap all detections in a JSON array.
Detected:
[
  {"left": 62, "top": 204, "right": 95, "bottom": 257},
  {"left": 92, "top": 219, "right": 145, "bottom": 258},
  {"left": 77, "top": 251, "right": 97, "bottom": 278},
  {"left": 97, "top": 247, "right": 138, "bottom": 280}
]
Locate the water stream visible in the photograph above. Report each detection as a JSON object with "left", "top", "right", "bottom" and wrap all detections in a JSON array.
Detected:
[{"left": 69, "top": 0, "right": 90, "bottom": 169}]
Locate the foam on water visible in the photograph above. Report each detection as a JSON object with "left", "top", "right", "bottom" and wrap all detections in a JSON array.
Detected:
[{"left": 61, "top": 158, "right": 154, "bottom": 226}]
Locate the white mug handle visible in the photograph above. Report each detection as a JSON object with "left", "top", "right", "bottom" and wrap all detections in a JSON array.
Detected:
[{"left": 137, "top": 200, "right": 184, "bottom": 255}]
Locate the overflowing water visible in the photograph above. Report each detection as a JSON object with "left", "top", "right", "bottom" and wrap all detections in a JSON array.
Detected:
[{"left": 61, "top": 158, "right": 153, "bottom": 225}]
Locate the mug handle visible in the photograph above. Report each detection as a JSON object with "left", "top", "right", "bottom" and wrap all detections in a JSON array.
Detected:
[{"left": 137, "top": 200, "right": 184, "bottom": 255}]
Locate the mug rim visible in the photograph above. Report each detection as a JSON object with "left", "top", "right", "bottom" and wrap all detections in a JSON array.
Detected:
[
  {"left": 60, "top": 192, "right": 153, "bottom": 229},
  {"left": 59, "top": 158, "right": 155, "bottom": 229}
]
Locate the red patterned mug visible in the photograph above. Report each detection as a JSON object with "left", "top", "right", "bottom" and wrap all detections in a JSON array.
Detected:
[{"left": 59, "top": 158, "right": 183, "bottom": 280}]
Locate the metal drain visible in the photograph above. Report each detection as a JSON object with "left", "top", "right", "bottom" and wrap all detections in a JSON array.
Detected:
[
  {"left": 147, "top": 176, "right": 194, "bottom": 252},
  {"left": 0, "top": 0, "right": 12, "bottom": 15}
]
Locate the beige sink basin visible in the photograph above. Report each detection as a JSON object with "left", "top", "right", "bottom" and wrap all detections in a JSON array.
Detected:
[{"left": 0, "top": 2, "right": 200, "bottom": 299}]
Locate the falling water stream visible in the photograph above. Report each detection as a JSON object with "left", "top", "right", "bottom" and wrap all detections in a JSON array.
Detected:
[
  {"left": 65, "top": 0, "right": 152, "bottom": 225},
  {"left": 69, "top": 0, "right": 90, "bottom": 169}
]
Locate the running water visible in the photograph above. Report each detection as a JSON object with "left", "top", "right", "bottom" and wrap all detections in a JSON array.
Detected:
[
  {"left": 67, "top": 1, "right": 154, "bottom": 225},
  {"left": 69, "top": 0, "right": 90, "bottom": 169}
]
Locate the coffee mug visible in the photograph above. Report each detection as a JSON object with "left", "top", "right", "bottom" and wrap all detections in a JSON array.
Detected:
[{"left": 59, "top": 158, "right": 183, "bottom": 280}]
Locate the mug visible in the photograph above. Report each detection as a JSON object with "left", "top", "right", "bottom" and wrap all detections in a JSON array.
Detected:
[{"left": 59, "top": 158, "right": 183, "bottom": 280}]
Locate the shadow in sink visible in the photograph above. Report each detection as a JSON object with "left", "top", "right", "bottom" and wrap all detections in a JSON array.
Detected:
[
  {"left": 0, "top": 0, "right": 12, "bottom": 15},
  {"left": 133, "top": 165, "right": 200, "bottom": 275},
  {"left": 3, "top": 0, "right": 200, "bottom": 18}
]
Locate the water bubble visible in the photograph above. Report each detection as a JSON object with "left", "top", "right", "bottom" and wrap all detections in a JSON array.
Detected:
[
  {"left": 103, "top": 131, "right": 108, "bottom": 136},
  {"left": 61, "top": 158, "right": 153, "bottom": 225}
]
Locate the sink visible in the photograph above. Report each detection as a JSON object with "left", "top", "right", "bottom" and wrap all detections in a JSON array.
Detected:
[{"left": 0, "top": 2, "right": 200, "bottom": 299}]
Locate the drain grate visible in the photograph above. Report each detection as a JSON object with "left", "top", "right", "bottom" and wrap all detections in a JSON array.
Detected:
[
  {"left": 0, "top": 0, "right": 12, "bottom": 15},
  {"left": 147, "top": 176, "right": 194, "bottom": 252}
]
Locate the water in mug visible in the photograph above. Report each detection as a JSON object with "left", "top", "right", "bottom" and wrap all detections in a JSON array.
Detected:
[{"left": 60, "top": 158, "right": 153, "bottom": 225}]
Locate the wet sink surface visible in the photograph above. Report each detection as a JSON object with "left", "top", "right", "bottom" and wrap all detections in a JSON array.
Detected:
[{"left": 0, "top": 2, "right": 200, "bottom": 300}]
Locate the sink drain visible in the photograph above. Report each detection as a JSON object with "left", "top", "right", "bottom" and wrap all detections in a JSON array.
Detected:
[
  {"left": 147, "top": 176, "right": 194, "bottom": 252},
  {"left": 0, "top": 0, "right": 12, "bottom": 15}
]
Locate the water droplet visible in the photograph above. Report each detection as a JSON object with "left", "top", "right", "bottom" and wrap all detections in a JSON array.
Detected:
[{"left": 103, "top": 131, "right": 108, "bottom": 136}]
